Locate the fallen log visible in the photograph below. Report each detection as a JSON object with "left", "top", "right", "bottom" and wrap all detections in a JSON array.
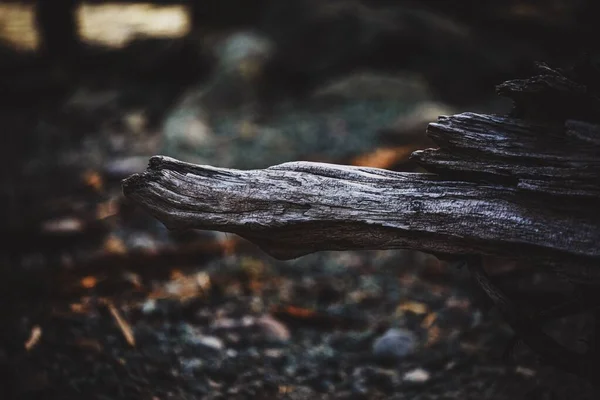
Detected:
[
  {"left": 122, "top": 58, "right": 600, "bottom": 383},
  {"left": 122, "top": 154, "right": 600, "bottom": 279}
]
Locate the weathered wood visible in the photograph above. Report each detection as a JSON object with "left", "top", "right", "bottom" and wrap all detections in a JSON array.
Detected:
[
  {"left": 121, "top": 56, "right": 600, "bottom": 383},
  {"left": 122, "top": 155, "right": 600, "bottom": 273},
  {"left": 412, "top": 113, "right": 600, "bottom": 198},
  {"left": 566, "top": 119, "right": 600, "bottom": 145}
]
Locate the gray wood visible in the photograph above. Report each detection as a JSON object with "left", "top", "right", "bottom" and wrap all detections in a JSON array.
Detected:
[
  {"left": 122, "top": 154, "right": 600, "bottom": 276},
  {"left": 412, "top": 113, "right": 600, "bottom": 198}
]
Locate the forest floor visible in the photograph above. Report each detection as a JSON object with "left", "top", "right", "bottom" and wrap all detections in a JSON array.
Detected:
[{"left": 1, "top": 4, "right": 598, "bottom": 398}]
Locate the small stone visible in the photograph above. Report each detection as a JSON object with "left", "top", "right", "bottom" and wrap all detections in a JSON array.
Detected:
[
  {"left": 41, "top": 217, "right": 83, "bottom": 233},
  {"left": 226, "top": 349, "right": 238, "bottom": 358},
  {"left": 181, "top": 358, "right": 203, "bottom": 371},
  {"left": 129, "top": 233, "right": 157, "bottom": 251},
  {"left": 372, "top": 328, "right": 418, "bottom": 361},
  {"left": 256, "top": 315, "right": 291, "bottom": 342},
  {"left": 210, "top": 317, "right": 240, "bottom": 330},
  {"left": 184, "top": 327, "right": 224, "bottom": 351},
  {"left": 264, "top": 348, "right": 284, "bottom": 358},
  {"left": 141, "top": 299, "right": 157, "bottom": 314},
  {"left": 402, "top": 368, "right": 430, "bottom": 383},
  {"left": 195, "top": 335, "right": 224, "bottom": 351},
  {"left": 103, "top": 156, "right": 149, "bottom": 179}
]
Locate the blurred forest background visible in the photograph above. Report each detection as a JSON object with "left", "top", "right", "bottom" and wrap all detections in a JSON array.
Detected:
[{"left": 1, "top": 1, "right": 599, "bottom": 399}]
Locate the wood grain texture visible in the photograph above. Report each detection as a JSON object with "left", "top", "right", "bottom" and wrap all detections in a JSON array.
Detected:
[
  {"left": 122, "top": 155, "right": 600, "bottom": 274},
  {"left": 412, "top": 113, "right": 600, "bottom": 198}
]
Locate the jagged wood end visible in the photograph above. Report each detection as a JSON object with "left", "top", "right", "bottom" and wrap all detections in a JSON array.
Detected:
[
  {"left": 122, "top": 155, "right": 600, "bottom": 272},
  {"left": 411, "top": 112, "right": 600, "bottom": 198}
]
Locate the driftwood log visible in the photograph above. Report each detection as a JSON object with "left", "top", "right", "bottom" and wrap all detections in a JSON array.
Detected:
[{"left": 123, "top": 60, "right": 600, "bottom": 382}]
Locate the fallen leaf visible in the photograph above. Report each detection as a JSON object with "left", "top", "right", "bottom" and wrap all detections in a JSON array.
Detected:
[
  {"left": 80, "top": 276, "right": 98, "bottom": 289},
  {"left": 170, "top": 269, "right": 185, "bottom": 280},
  {"left": 425, "top": 324, "right": 441, "bottom": 347},
  {"left": 104, "top": 235, "right": 127, "bottom": 254},
  {"left": 397, "top": 301, "right": 428, "bottom": 316},
  {"left": 279, "top": 386, "right": 294, "bottom": 394},
  {"left": 240, "top": 257, "right": 268, "bottom": 278},
  {"left": 75, "top": 338, "right": 104, "bottom": 352},
  {"left": 280, "top": 305, "right": 316, "bottom": 319},
  {"left": 82, "top": 170, "right": 103, "bottom": 192},
  {"left": 106, "top": 301, "right": 136, "bottom": 347},
  {"left": 421, "top": 312, "right": 437, "bottom": 329}
]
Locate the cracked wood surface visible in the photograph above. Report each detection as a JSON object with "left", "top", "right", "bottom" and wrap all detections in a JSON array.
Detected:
[
  {"left": 122, "top": 155, "right": 600, "bottom": 274},
  {"left": 412, "top": 113, "right": 600, "bottom": 198}
]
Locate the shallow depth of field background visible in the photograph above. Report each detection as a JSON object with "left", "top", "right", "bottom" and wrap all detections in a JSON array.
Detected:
[{"left": 0, "top": 1, "right": 597, "bottom": 399}]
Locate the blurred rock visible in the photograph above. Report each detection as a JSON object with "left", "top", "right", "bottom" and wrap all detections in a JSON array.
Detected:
[
  {"left": 103, "top": 156, "right": 150, "bottom": 180},
  {"left": 41, "top": 217, "right": 84, "bottom": 234},
  {"left": 141, "top": 299, "right": 157, "bottom": 315},
  {"left": 210, "top": 314, "right": 290, "bottom": 343},
  {"left": 402, "top": 367, "right": 430, "bottom": 383},
  {"left": 180, "top": 357, "right": 204, "bottom": 372},
  {"left": 183, "top": 326, "right": 224, "bottom": 351},
  {"left": 372, "top": 328, "right": 418, "bottom": 361},
  {"left": 128, "top": 232, "right": 157, "bottom": 251},
  {"left": 256, "top": 315, "right": 291, "bottom": 342}
]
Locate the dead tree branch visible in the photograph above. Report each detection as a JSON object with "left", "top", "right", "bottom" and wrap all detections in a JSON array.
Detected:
[{"left": 122, "top": 153, "right": 600, "bottom": 276}]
